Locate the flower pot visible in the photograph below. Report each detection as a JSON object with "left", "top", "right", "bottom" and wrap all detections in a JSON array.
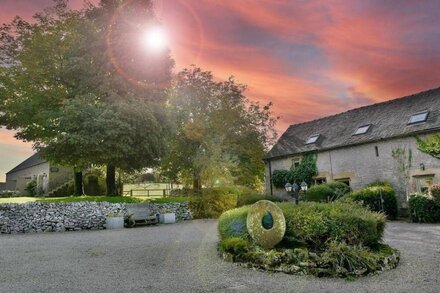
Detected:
[
  {"left": 105, "top": 216, "right": 124, "bottom": 229},
  {"left": 159, "top": 213, "right": 176, "bottom": 224}
]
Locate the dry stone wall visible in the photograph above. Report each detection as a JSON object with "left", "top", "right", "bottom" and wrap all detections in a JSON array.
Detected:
[{"left": 0, "top": 202, "right": 192, "bottom": 234}]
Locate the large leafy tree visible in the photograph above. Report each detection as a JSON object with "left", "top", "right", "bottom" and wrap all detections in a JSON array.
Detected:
[
  {"left": 162, "top": 67, "right": 278, "bottom": 190},
  {"left": 417, "top": 135, "right": 440, "bottom": 159},
  {"left": 0, "top": 0, "right": 173, "bottom": 195}
]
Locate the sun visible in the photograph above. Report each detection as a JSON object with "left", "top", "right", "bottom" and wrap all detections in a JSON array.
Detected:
[{"left": 142, "top": 26, "right": 168, "bottom": 52}]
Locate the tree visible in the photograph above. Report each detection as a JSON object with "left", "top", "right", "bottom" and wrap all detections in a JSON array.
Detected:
[
  {"left": 162, "top": 67, "right": 278, "bottom": 190},
  {"left": 417, "top": 135, "right": 440, "bottom": 159},
  {"left": 0, "top": 0, "right": 174, "bottom": 196}
]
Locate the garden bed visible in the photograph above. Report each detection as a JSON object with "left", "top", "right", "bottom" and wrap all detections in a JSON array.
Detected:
[{"left": 218, "top": 202, "right": 400, "bottom": 278}]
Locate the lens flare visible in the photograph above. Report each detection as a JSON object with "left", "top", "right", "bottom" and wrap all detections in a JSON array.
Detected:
[{"left": 142, "top": 27, "right": 168, "bottom": 52}]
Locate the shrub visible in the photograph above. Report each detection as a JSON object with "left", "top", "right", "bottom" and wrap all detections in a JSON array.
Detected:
[
  {"left": 190, "top": 188, "right": 239, "bottom": 219},
  {"left": 408, "top": 193, "right": 440, "bottom": 223},
  {"left": 305, "top": 184, "right": 334, "bottom": 202},
  {"left": 366, "top": 181, "right": 393, "bottom": 188},
  {"left": 344, "top": 185, "right": 398, "bottom": 219},
  {"left": 219, "top": 237, "right": 249, "bottom": 254},
  {"left": 431, "top": 184, "right": 440, "bottom": 205},
  {"left": 218, "top": 206, "right": 249, "bottom": 240},
  {"left": 280, "top": 202, "right": 385, "bottom": 248},
  {"left": 218, "top": 202, "right": 385, "bottom": 249},
  {"left": 236, "top": 193, "right": 284, "bottom": 207},
  {"left": 25, "top": 180, "right": 37, "bottom": 196},
  {"left": 326, "top": 181, "right": 351, "bottom": 198}
]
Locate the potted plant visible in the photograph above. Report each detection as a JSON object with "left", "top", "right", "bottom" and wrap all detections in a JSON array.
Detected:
[{"left": 105, "top": 211, "right": 125, "bottom": 229}]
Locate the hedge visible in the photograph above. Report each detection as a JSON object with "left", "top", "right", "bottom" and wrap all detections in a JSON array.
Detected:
[
  {"left": 408, "top": 193, "right": 440, "bottom": 223},
  {"left": 305, "top": 182, "right": 351, "bottom": 202},
  {"left": 343, "top": 183, "right": 398, "bottom": 219},
  {"left": 218, "top": 202, "right": 385, "bottom": 249}
]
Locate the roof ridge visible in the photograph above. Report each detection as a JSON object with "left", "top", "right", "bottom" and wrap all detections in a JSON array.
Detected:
[{"left": 290, "top": 86, "right": 440, "bottom": 128}]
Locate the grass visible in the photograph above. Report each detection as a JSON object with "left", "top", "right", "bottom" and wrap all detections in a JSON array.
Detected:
[{"left": 0, "top": 195, "right": 189, "bottom": 204}]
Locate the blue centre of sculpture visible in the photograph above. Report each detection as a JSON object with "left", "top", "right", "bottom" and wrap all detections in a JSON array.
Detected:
[{"left": 262, "top": 211, "right": 274, "bottom": 230}]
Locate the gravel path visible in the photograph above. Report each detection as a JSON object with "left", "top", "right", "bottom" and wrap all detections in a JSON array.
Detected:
[{"left": 0, "top": 220, "right": 439, "bottom": 292}]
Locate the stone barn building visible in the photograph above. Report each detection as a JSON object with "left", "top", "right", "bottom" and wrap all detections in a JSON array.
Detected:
[{"left": 264, "top": 87, "right": 440, "bottom": 210}]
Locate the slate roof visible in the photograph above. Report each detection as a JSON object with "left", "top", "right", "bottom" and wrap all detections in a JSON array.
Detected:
[
  {"left": 265, "top": 87, "right": 440, "bottom": 160},
  {"left": 6, "top": 153, "right": 47, "bottom": 174}
]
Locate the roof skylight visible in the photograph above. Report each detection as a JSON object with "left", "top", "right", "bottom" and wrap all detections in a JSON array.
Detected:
[
  {"left": 408, "top": 111, "right": 429, "bottom": 124},
  {"left": 305, "top": 134, "right": 320, "bottom": 145},
  {"left": 354, "top": 124, "right": 371, "bottom": 135}
]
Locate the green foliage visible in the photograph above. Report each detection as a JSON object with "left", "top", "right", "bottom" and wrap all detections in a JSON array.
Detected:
[
  {"left": 220, "top": 237, "right": 250, "bottom": 254},
  {"left": 305, "top": 185, "right": 334, "bottom": 202},
  {"left": 431, "top": 184, "right": 440, "bottom": 205},
  {"left": 327, "top": 181, "right": 351, "bottom": 197},
  {"left": 236, "top": 193, "right": 284, "bottom": 207},
  {"left": 345, "top": 184, "right": 398, "bottom": 219},
  {"left": 25, "top": 180, "right": 37, "bottom": 197},
  {"left": 189, "top": 188, "right": 239, "bottom": 219},
  {"left": 408, "top": 193, "right": 440, "bottom": 223},
  {"left": 271, "top": 170, "right": 291, "bottom": 188},
  {"left": 416, "top": 135, "right": 440, "bottom": 159},
  {"left": 162, "top": 67, "right": 278, "bottom": 189},
  {"left": 271, "top": 154, "right": 318, "bottom": 188},
  {"left": 319, "top": 242, "right": 379, "bottom": 276},
  {"left": 218, "top": 206, "right": 249, "bottom": 240},
  {"left": 280, "top": 202, "right": 385, "bottom": 248}
]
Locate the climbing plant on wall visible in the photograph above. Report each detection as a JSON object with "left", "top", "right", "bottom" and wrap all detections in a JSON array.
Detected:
[{"left": 271, "top": 154, "right": 318, "bottom": 188}]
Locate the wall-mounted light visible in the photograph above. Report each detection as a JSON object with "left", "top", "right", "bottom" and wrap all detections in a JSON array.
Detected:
[{"left": 420, "top": 163, "right": 425, "bottom": 171}]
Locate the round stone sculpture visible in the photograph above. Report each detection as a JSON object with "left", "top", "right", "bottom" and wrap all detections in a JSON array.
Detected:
[{"left": 246, "top": 200, "right": 286, "bottom": 249}]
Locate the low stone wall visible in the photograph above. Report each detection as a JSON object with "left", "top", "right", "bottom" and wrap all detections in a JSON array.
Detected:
[{"left": 0, "top": 202, "right": 192, "bottom": 234}]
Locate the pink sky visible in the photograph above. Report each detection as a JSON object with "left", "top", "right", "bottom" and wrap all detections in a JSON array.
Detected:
[{"left": 1, "top": 0, "right": 440, "bottom": 181}]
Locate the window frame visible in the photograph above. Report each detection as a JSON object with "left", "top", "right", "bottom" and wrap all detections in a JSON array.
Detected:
[
  {"left": 305, "top": 134, "right": 320, "bottom": 145},
  {"left": 408, "top": 111, "right": 429, "bottom": 125},
  {"left": 353, "top": 124, "right": 371, "bottom": 136}
]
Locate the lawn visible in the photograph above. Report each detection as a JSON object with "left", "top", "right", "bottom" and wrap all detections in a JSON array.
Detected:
[{"left": 0, "top": 195, "right": 189, "bottom": 204}]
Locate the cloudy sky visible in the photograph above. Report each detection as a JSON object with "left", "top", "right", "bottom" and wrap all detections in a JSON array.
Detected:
[{"left": 1, "top": 0, "right": 440, "bottom": 181}]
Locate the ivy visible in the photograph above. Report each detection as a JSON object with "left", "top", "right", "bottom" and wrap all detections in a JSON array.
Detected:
[{"left": 271, "top": 154, "right": 318, "bottom": 188}]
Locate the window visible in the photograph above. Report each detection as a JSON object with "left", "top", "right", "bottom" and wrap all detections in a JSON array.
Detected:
[
  {"left": 408, "top": 111, "right": 429, "bottom": 125},
  {"left": 354, "top": 124, "right": 371, "bottom": 135},
  {"left": 305, "top": 134, "right": 320, "bottom": 145},
  {"left": 375, "top": 146, "right": 379, "bottom": 157},
  {"left": 414, "top": 175, "right": 434, "bottom": 194},
  {"left": 335, "top": 178, "right": 350, "bottom": 187},
  {"left": 314, "top": 177, "right": 327, "bottom": 185},
  {"left": 292, "top": 158, "right": 301, "bottom": 169}
]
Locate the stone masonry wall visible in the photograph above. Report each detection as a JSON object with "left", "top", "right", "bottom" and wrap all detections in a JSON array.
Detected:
[{"left": 0, "top": 202, "right": 192, "bottom": 234}]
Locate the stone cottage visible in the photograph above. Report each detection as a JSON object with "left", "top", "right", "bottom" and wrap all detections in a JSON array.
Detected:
[
  {"left": 5, "top": 153, "right": 72, "bottom": 195},
  {"left": 264, "top": 87, "right": 440, "bottom": 210}
]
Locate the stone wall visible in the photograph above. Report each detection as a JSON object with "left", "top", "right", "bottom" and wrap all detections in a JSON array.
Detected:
[{"left": 0, "top": 202, "right": 192, "bottom": 234}]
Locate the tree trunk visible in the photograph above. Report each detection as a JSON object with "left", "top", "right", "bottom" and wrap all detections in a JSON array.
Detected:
[
  {"left": 192, "top": 171, "right": 201, "bottom": 194},
  {"left": 73, "top": 171, "right": 83, "bottom": 196},
  {"left": 106, "top": 164, "right": 117, "bottom": 196}
]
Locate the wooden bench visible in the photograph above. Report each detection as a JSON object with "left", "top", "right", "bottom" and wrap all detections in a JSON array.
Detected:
[{"left": 124, "top": 204, "right": 158, "bottom": 228}]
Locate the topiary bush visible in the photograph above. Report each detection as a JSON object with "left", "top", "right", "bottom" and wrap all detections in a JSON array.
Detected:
[
  {"left": 327, "top": 181, "right": 351, "bottom": 198},
  {"left": 305, "top": 184, "right": 334, "bottom": 202},
  {"left": 408, "top": 193, "right": 440, "bottom": 223},
  {"left": 343, "top": 183, "right": 398, "bottom": 219},
  {"left": 218, "top": 201, "right": 398, "bottom": 278}
]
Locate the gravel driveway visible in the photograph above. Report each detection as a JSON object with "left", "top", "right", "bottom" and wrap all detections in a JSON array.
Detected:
[{"left": 0, "top": 220, "right": 439, "bottom": 292}]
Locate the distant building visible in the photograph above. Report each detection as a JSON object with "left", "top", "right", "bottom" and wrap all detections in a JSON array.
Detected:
[
  {"left": 5, "top": 153, "right": 72, "bottom": 195},
  {"left": 265, "top": 87, "right": 440, "bottom": 210},
  {"left": 0, "top": 182, "right": 5, "bottom": 191}
]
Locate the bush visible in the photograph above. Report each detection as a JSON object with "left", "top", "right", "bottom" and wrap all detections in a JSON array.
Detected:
[
  {"left": 272, "top": 170, "right": 290, "bottom": 189},
  {"left": 431, "top": 184, "right": 440, "bottom": 205},
  {"left": 190, "top": 188, "right": 239, "bottom": 219},
  {"left": 218, "top": 202, "right": 385, "bottom": 249},
  {"left": 344, "top": 184, "right": 398, "bottom": 219},
  {"left": 305, "top": 184, "right": 334, "bottom": 202},
  {"left": 326, "top": 181, "right": 351, "bottom": 198},
  {"left": 236, "top": 193, "right": 284, "bottom": 207},
  {"left": 219, "top": 237, "right": 249, "bottom": 254},
  {"left": 25, "top": 180, "right": 37, "bottom": 196},
  {"left": 408, "top": 193, "right": 440, "bottom": 223}
]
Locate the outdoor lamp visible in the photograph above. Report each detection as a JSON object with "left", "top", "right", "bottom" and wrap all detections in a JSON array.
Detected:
[
  {"left": 285, "top": 182, "right": 292, "bottom": 192},
  {"left": 300, "top": 181, "right": 308, "bottom": 191},
  {"left": 420, "top": 163, "right": 425, "bottom": 171},
  {"left": 292, "top": 183, "right": 299, "bottom": 192},
  {"left": 285, "top": 182, "right": 301, "bottom": 205}
]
